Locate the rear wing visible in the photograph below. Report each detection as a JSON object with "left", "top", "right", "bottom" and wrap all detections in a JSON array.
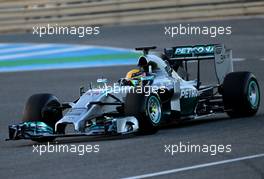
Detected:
[{"left": 164, "top": 44, "right": 233, "bottom": 84}]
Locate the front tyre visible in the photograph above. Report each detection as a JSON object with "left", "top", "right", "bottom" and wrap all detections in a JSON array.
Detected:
[
  {"left": 22, "top": 93, "right": 62, "bottom": 142},
  {"left": 223, "top": 72, "right": 260, "bottom": 117},
  {"left": 124, "top": 92, "right": 162, "bottom": 134}
]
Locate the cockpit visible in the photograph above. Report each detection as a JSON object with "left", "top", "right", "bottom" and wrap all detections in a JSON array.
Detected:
[{"left": 119, "top": 53, "right": 183, "bottom": 87}]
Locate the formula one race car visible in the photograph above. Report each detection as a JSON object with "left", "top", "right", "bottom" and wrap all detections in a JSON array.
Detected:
[{"left": 7, "top": 44, "right": 260, "bottom": 142}]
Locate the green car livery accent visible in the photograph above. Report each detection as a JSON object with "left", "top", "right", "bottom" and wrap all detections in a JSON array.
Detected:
[{"left": 21, "top": 121, "right": 53, "bottom": 134}]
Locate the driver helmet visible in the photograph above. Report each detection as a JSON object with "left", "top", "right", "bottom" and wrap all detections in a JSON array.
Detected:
[
  {"left": 126, "top": 69, "right": 141, "bottom": 79},
  {"left": 137, "top": 56, "right": 148, "bottom": 72}
]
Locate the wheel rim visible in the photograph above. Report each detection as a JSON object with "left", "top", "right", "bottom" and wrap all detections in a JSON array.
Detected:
[
  {"left": 147, "top": 96, "right": 161, "bottom": 124},
  {"left": 248, "top": 80, "right": 259, "bottom": 109}
]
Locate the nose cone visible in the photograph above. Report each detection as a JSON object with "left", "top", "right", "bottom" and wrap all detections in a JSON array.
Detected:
[{"left": 55, "top": 108, "right": 87, "bottom": 132}]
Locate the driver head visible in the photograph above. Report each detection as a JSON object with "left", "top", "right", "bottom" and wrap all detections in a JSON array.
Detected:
[{"left": 137, "top": 56, "right": 148, "bottom": 72}]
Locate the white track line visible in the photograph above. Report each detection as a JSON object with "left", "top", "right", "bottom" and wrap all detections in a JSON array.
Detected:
[
  {"left": 0, "top": 44, "right": 52, "bottom": 54},
  {"left": 122, "top": 153, "right": 264, "bottom": 179},
  {"left": 0, "top": 46, "right": 93, "bottom": 61},
  {"left": 232, "top": 58, "right": 245, "bottom": 62}
]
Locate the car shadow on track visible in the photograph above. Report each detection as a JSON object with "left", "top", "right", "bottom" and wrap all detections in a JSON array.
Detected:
[
  {"left": 9, "top": 133, "right": 139, "bottom": 148},
  {"left": 161, "top": 112, "right": 264, "bottom": 130},
  {"left": 8, "top": 113, "right": 264, "bottom": 147}
]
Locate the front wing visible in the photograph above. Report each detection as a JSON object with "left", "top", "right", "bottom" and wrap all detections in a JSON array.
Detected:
[{"left": 7, "top": 116, "right": 139, "bottom": 141}]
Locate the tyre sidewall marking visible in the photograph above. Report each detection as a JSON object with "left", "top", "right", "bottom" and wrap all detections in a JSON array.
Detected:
[
  {"left": 247, "top": 80, "right": 260, "bottom": 109},
  {"left": 146, "top": 95, "right": 161, "bottom": 125}
]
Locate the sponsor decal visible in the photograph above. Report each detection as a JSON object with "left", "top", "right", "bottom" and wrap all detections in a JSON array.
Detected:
[
  {"left": 180, "top": 88, "right": 198, "bottom": 98},
  {"left": 175, "top": 45, "right": 214, "bottom": 56}
]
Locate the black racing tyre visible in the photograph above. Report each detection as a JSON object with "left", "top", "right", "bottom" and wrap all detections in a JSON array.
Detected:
[
  {"left": 124, "top": 91, "right": 162, "bottom": 134},
  {"left": 22, "top": 93, "right": 62, "bottom": 142},
  {"left": 223, "top": 72, "right": 260, "bottom": 117}
]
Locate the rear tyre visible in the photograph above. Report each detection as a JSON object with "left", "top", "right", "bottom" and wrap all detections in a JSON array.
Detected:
[
  {"left": 22, "top": 93, "right": 62, "bottom": 142},
  {"left": 223, "top": 72, "right": 260, "bottom": 117},
  {"left": 124, "top": 91, "right": 162, "bottom": 134}
]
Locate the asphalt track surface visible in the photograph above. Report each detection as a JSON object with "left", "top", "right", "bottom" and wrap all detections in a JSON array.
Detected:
[{"left": 1, "top": 17, "right": 264, "bottom": 179}]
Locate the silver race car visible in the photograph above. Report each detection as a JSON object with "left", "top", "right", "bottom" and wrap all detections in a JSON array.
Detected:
[{"left": 7, "top": 44, "right": 260, "bottom": 142}]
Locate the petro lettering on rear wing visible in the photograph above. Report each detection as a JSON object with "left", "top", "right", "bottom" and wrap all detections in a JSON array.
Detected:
[{"left": 164, "top": 44, "right": 223, "bottom": 60}]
